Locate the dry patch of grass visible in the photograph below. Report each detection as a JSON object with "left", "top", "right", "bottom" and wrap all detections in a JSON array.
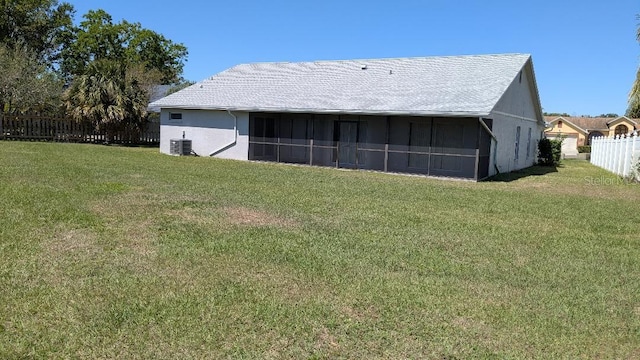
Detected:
[
  {"left": 314, "top": 326, "right": 340, "bottom": 353},
  {"left": 224, "top": 206, "right": 298, "bottom": 228},
  {"left": 164, "top": 205, "right": 299, "bottom": 229},
  {"left": 46, "top": 228, "right": 101, "bottom": 257},
  {"left": 164, "top": 207, "right": 220, "bottom": 226},
  {"left": 39, "top": 228, "right": 102, "bottom": 289},
  {"left": 452, "top": 316, "right": 490, "bottom": 333},
  {"left": 119, "top": 219, "right": 157, "bottom": 257}
]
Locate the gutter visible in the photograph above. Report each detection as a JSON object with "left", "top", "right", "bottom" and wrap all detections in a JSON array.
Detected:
[
  {"left": 209, "top": 110, "right": 238, "bottom": 156},
  {"left": 479, "top": 118, "right": 497, "bottom": 141},
  {"left": 154, "top": 104, "right": 491, "bottom": 118},
  {"left": 479, "top": 117, "right": 500, "bottom": 174}
]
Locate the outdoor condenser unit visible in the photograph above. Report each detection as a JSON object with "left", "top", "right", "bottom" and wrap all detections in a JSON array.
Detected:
[{"left": 169, "top": 139, "right": 192, "bottom": 156}]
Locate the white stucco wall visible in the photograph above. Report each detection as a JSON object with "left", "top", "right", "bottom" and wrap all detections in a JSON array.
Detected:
[
  {"left": 489, "top": 115, "right": 541, "bottom": 175},
  {"left": 488, "top": 63, "right": 544, "bottom": 176},
  {"left": 160, "top": 109, "right": 249, "bottom": 160}
]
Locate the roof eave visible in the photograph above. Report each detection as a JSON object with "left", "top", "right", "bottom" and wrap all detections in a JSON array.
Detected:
[
  {"left": 151, "top": 104, "right": 491, "bottom": 117},
  {"left": 607, "top": 116, "right": 638, "bottom": 126}
]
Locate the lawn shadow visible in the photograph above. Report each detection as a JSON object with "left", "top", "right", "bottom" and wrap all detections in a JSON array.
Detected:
[
  {"left": 105, "top": 143, "right": 160, "bottom": 148},
  {"left": 485, "top": 165, "right": 559, "bottom": 182}
]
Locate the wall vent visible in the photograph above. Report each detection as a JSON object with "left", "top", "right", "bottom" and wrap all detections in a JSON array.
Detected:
[{"left": 169, "top": 139, "right": 192, "bottom": 156}]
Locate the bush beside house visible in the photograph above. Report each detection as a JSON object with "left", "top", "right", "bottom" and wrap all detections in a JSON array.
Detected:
[
  {"left": 578, "top": 145, "right": 591, "bottom": 153},
  {"left": 538, "top": 138, "right": 563, "bottom": 166}
]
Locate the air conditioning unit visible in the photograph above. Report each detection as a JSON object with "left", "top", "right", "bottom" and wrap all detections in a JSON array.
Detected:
[{"left": 169, "top": 139, "right": 192, "bottom": 156}]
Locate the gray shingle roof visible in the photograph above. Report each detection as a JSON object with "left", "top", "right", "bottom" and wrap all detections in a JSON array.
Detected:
[{"left": 150, "top": 53, "right": 532, "bottom": 116}]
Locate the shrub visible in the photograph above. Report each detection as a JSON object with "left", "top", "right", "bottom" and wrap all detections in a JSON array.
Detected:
[
  {"left": 578, "top": 145, "right": 591, "bottom": 153},
  {"left": 538, "top": 137, "right": 563, "bottom": 166},
  {"left": 628, "top": 159, "right": 640, "bottom": 183}
]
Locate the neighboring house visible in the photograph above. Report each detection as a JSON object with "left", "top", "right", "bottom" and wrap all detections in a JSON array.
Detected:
[
  {"left": 544, "top": 116, "right": 639, "bottom": 157},
  {"left": 150, "top": 53, "right": 545, "bottom": 180}
]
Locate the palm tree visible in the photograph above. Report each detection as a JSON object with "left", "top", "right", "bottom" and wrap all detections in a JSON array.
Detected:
[
  {"left": 628, "top": 21, "right": 640, "bottom": 118},
  {"left": 64, "top": 60, "right": 126, "bottom": 142},
  {"left": 64, "top": 60, "right": 159, "bottom": 143}
]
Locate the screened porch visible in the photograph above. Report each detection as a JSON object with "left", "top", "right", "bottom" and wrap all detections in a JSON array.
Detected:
[{"left": 248, "top": 113, "right": 492, "bottom": 180}]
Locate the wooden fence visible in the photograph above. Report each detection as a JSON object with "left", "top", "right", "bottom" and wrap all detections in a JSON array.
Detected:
[
  {"left": 0, "top": 114, "right": 160, "bottom": 145},
  {"left": 590, "top": 132, "right": 640, "bottom": 179}
]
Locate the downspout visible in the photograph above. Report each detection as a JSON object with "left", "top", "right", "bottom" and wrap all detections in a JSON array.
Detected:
[
  {"left": 479, "top": 117, "right": 500, "bottom": 174},
  {"left": 209, "top": 110, "right": 238, "bottom": 156}
]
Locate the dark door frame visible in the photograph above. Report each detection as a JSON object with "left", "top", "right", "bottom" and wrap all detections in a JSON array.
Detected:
[{"left": 337, "top": 120, "right": 359, "bottom": 168}]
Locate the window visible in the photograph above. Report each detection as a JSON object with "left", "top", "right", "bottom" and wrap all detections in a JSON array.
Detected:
[
  {"left": 557, "top": 121, "right": 563, "bottom": 129},
  {"left": 514, "top": 126, "right": 521, "bottom": 162},
  {"left": 587, "top": 131, "right": 604, "bottom": 145},
  {"left": 614, "top": 124, "right": 628, "bottom": 136},
  {"left": 526, "top": 127, "right": 532, "bottom": 159},
  {"left": 169, "top": 113, "right": 182, "bottom": 121}
]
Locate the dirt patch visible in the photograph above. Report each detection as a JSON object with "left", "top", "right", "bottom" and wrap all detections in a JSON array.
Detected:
[{"left": 224, "top": 206, "right": 297, "bottom": 228}]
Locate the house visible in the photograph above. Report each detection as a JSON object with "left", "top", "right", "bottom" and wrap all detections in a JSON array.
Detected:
[
  {"left": 150, "top": 53, "right": 545, "bottom": 180},
  {"left": 544, "top": 116, "right": 639, "bottom": 157}
]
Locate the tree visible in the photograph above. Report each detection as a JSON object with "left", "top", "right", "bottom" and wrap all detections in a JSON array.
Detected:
[
  {"left": 60, "top": 9, "right": 186, "bottom": 140},
  {"left": 0, "top": 0, "right": 74, "bottom": 67},
  {"left": 63, "top": 59, "right": 161, "bottom": 143},
  {"left": 60, "top": 9, "right": 188, "bottom": 84},
  {"left": 166, "top": 80, "right": 196, "bottom": 96},
  {"left": 543, "top": 112, "right": 571, "bottom": 117},
  {"left": 0, "top": 43, "right": 63, "bottom": 115},
  {"left": 628, "top": 17, "right": 640, "bottom": 118}
]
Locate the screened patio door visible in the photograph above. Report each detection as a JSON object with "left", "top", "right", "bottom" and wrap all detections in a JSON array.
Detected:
[{"left": 338, "top": 121, "right": 358, "bottom": 168}]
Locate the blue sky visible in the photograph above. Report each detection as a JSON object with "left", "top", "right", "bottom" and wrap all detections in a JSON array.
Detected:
[{"left": 66, "top": 0, "right": 639, "bottom": 116}]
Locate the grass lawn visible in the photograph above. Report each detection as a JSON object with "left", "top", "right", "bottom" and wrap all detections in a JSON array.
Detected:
[{"left": 0, "top": 142, "right": 639, "bottom": 359}]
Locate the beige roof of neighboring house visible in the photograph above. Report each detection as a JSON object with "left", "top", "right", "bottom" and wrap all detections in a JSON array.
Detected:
[{"left": 544, "top": 116, "right": 639, "bottom": 133}]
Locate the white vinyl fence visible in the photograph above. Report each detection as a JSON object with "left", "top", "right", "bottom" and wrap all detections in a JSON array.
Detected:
[{"left": 590, "top": 132, "right": 640, "bottom": 179}]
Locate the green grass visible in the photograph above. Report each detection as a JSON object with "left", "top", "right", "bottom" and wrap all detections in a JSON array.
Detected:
[{"left": 0, "top": 142, "right": 639, "bottom": 359}]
